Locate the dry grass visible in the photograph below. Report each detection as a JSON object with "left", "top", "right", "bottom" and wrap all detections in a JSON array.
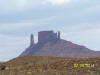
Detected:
[{"left": 0, "top": 56, "right": 100, "bottom": 75}]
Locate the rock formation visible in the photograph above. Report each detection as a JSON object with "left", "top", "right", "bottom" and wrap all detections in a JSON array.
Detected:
[
  {"left": 37, "top": 31, "right": 61, "bottom": 44},
  {"left": 20, "top": 31, "right": 100, "bottom": 58},
  {"left": 30, "top": 34, "right": 34, "bottom": 47}
]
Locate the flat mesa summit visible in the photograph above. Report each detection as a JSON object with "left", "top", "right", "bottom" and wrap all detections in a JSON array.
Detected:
[{"left": 20, "top": 31, "right": 100, "bottom": 58}]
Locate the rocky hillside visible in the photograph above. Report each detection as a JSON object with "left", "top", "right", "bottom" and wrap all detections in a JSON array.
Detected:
[{"left": 20, "top": 39, "right": 100, "bottom": 58}]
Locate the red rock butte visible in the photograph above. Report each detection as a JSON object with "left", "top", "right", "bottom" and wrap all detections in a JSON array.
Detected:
[
  {"left": 20, "top": 30, "right": 100, "bottom": 58},
  {"left": 30, "top": 31, "right": 61, "bottom": 46}
]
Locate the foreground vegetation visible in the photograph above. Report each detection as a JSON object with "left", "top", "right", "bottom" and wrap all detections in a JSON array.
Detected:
[{"left": 0, "top": 56, "right": 100, "bottom": 75}]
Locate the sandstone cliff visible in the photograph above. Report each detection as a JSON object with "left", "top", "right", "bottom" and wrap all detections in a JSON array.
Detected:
[{"left": 20, "top": 31, "right": 100, "bottom": 58}]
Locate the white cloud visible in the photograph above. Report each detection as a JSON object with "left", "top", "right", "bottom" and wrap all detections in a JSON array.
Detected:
[
  {"left": 0, "top": 0, "right": 71, "bottom": 14},
  {"left": 0, "top": 0, "right": 27, "bottom": 14},
  {"left": 0, "top": 0, "right": 98, "bottom": 15},
  {"left": 0, "top": 16, "right": 57, "bottom": 31},
  {"left": 43, "top": 0, "right": 71, "bottom": 6},
  {"left": 0, "top": 0, "right": 45, "bottom": 14}
]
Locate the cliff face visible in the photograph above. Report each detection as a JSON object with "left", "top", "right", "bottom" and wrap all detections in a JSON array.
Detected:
[{"left": 20, "top": 31, "right": 100, "bottom": 58}]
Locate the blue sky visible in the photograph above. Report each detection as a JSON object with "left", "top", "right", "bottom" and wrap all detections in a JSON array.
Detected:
[{"left": 0, "top": 0, "right": 100, "bottom": 61}]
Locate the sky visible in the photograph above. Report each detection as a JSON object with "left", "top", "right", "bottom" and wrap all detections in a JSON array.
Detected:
[{"left": 0, "top": 0, "right": 100, "bottom": 61}]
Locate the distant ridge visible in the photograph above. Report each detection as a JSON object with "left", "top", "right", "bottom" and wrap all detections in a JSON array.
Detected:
[{"left": 20, "top": 31, "right": 100, "bottom": 58}]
